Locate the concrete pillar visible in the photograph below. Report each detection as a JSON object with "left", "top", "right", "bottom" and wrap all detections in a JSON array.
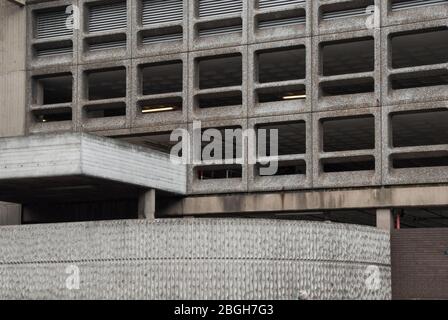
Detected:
[
  {"left": 138, "top": 189, "right": 156, "bottom": 220},
  {"left": 0, "top": 202, "right": 21, "bottom": 226},
  {"left": 376, "top": 209, "right": 394, "bottom": 231}
]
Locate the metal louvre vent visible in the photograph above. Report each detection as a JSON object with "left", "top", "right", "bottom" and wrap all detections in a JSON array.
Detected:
[
  {"left": 199, "top": 25, "right": 242, "bottom": 37},
  {"left": 258, "top": 0, "right": 305, "bottom": 10},
  {"left": 35, "top": 10, "right": 73, "bottom": 39},
  {"left": 258, "top": 16, "right": 306, "bottom": 28},
  {"left": 142, "top": 32, "right": 183, "bottom": 44},
  {"left": 36, "top": 46, "right": 73, "bottom": 58},
  {"left": 199, "top": 0, "right": 243, "bottom": 18},
  {"left": 89, "top": 40, "right": 127, "bottom": 52},
  {"left": 142, "top": 0, "right": 183, "bottom": 26},
  {"left": 88, "top": 2, "right": 127, "bottom": 33},
  {"left": 322, "top": 7, "right": 370, "bottom": 20},
  {"left": 392, "top": 0, "right": 448, "bottom": 11}
]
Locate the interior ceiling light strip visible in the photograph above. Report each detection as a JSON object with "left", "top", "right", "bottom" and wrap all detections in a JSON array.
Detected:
[
  {"left": 392, "top": 0, "right": 448, "bottom": 11},
  {"left": 199, "top": 0, "right": 242, "bottom": 18},
  {"left": 88, "top": 2, "right": 127, "bottom": 33},
  {"left": 36, "top": 10, "right": 73, "bottom": 39},
  {"left": 258, "top": 0, "right": 305, "bottom": 9},
  {"left": 142, "top": 0, "right": 183, "bottom": 26}
]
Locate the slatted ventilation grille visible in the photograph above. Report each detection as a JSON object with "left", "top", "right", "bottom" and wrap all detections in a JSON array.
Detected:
[
  {"left": 258, "top": 0, "right": 305, "bottom": 9},
  {"left": 199, "top": 0, "right": 243, "bottom": 18},
  {"left": 142, "top": 32, "right": 183, "bottom": 44},
  {"left": 199, "top": 25, "right": 242, "bottom": 37},
  {"left": 89, "top": 40, "right": 127, "bottom": 52},
  {"left": 392, "top": 0, "right": 448, "bottom": 11},
  {"left": 35, "top": 9, "right": 73, "bottom": 39},
  {"left": 322, "top": 7, "right": 370, "bottom": 20},
  {"left": 36, "top": 46, "right": 73, "bottom": 57},
  {"left": 88, "top": 2, "right": 127, "bottom": 33},
  {"left": 142, "top": 0, "right": 183, "bottom": 26},
  {"left": 258, "top": 16, "right": 306, "bottom": 28}
]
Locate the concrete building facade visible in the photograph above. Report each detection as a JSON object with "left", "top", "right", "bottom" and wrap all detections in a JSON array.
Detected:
[{"left": 0, "top": 0, "right": 448, "bottom": 299}]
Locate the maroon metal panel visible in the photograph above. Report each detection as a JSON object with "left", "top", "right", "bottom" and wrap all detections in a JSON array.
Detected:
[{"left": 391, "top": 229, "right": 448, "bottom": 300}]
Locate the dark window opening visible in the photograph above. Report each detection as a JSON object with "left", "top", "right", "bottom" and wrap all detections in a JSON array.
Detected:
[
  {"left": 197, "top": 165, "right": 243, "bottom": 180},
  {"left": 391, "top": 27, "right": 448, "bottom": 69},
  {"left": 392, "top": 152, "right": 448, "bottom": 169},
  {"left": 200, "top": 126, "right": 243, "bottom": 161},
  {"left": 256, "top": 121, "right": 306, "bottom": 156},
  {"left": 33, "top": 40, "right": 73, "bottom": 58},
  {"left": 197, "top": 91, "right": 242, "bottom": 109},
  {"left": 321, "top": 77, "right": 374, "bottom": 96},
  {"left": 139, "top": 97, "right": 182, "bottom": 114},
  {"left": 141, "top": 60, "right": 183, "bottom": 96},
  {"left": 257, "top": 85, "right": 306, "bottom": 103},
  {"left": 390, "top": 69, "right": 448, "bottom": 90},
  {"left": 34, "top": 74, "right": 73, "bottom": 105},
  {"left": 391, "top": 109, "right": 448, "bottom": 147},
  {"left": 322, "top": 115, "right": 375, "bottom": 152},
  {"left": 197, "top": 18, "right": 242, "bottom": 37},
  {"left": 33, "top": 108, "right": 72, "bottom": 123},
  {"left": 322, "top": 156, "right": 375, "bottom": 173},
  {"left": 256, "top": 9, "right": 306, "bottom": 29},
  {"left": 198, "top": 54, "right": 242, "bottom": 89},
  {"left": 257, "top": 160, "right": 306, "bottom": 177},
  {"left": 86, "top": 67, "right": 126, "bottom": 100},
  {"left": 391, "top": 0, "right": 448, "bottom": 11},
  {"left": 140, "top": 26, "right": 183, "bottom": 45},
  {"left": 257, "top": 46, "right": 306, "bottom": 83},
  {"left": 84, "top": 102, "right": 126, "bottom": 119},
  {"left": 322, "top": 37, "right": 374, "bottom": 76}
]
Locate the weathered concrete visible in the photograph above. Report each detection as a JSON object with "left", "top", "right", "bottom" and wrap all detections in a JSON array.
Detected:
[
  {"left": 376, "top": 209, "right": 393, "bottom": 232},
  {"left": 0, "top": 219, "right": 391, "bottom": 300}
]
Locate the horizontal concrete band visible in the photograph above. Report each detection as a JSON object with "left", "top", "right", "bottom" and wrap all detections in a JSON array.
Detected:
[
  {"left": 0, "top": 219, "right": 391, "bottom": 299},
  {"left": 164, "top": 185, "right": 448, "bottom": 216}
]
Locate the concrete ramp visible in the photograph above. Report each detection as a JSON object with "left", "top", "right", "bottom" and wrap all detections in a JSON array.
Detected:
[{"left": 0, "top": 133, "right": 186, "bottom": 204}]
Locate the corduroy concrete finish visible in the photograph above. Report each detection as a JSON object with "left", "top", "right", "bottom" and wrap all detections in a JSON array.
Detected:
[{"left": 0, "top": 219, "right": 391, "bottom": 300}]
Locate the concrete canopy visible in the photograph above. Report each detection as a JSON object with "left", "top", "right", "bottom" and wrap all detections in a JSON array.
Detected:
[{"left": 0, "top": 133, "right": 186, "bottom": 204}]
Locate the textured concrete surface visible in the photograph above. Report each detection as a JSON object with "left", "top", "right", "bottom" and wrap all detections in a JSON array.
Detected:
[
  {"left": 0, "top": 219, "right": 391, "bottom": 300},
  {"left": 18, "top": 0, "right": 448, "bottom": 195}
]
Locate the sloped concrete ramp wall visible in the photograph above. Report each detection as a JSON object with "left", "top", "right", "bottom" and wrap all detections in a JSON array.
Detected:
[{"left": 0, "top": 219, "right": 391, "bottom": 300}]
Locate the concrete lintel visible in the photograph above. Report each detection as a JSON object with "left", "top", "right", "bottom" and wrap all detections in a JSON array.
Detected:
[{"left": 162, "top": 185, "right": 448, "bottom": 216}]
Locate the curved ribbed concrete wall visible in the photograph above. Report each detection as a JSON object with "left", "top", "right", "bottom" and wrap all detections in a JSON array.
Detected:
[{"left": 0, "top": 219, "right": 391, "bottom": 300}]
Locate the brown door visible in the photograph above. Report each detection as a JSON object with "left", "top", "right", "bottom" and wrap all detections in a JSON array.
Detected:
[{"left": 391, "top": 229, "right": 448, "bottom": 299}]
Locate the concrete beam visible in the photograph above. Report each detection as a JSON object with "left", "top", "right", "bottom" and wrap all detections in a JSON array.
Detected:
[
  {"left": 6, "top": 0, "right": 25, "bottom": 7},
  {"left": 161, "top": 185, "right": 448, "bottom": 216}
]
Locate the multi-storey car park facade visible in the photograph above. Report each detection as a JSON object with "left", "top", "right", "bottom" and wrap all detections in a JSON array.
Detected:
[{"left": 0, "top": 0, "right": 447, "bottom": 300}]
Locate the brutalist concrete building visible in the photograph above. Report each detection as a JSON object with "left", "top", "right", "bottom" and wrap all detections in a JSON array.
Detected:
[{"left": 0, "top": 0, "right": 447, "bottom": 300}]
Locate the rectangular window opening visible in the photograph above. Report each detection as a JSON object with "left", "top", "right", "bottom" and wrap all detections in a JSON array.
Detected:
[
  {"left": 322, "top": 115, "right": 375, "bottom": 152},
  {"left": 141, "top": 60, "right": 183, "bottom": 96},
  {"left": 86, "top": 34, "right": 127, "bottom": 52},
  {"left": 322, "top": 37, "right": 374, "bottom": 76},
  {"left": 33, "top": 40, "right": 73, "bottom": 58},
  {"left": 256, "top": 121, "right": 306, "bottom": 156},
  {"left": 197, "top": 18, "right": 242, "bottom": 38},
  {"left": 256, "top": 9, "right": 306, "bottom": 30},
  {"left": 391, "top": 109, "right": 448, "bottom": 148},
  {"left": 139, "top": 97, "right": 182, "bottom": 114},
  {"left": 390, "top": 69, "right": 448, "bottom": 90},
  {"left": 198, "top": 54, "right": 242, "bottom": 89},
  {"left": 84, "top": 102, "right": 126, "bottom": 119},
  {"left": 257, "top": 46, "right": 306, "bottom": 83},
  {"left": 320, "top": 0, "right": 374, "bottom": 20},
  {"left": 197, "top": 91, "right": 242, "bottom": 109},
  {"left": 322, "top": 156, "right": 375, "bottom": 173},
  {"left": 86, "top": 67, "right": 126, "bottom": 101},
  {"left": 200, "top": 126, "right": 243, "bottom": 161},
  {"left": 257, "top": 160, "right": 306, "bottom": 177},
  {"left": 32, "top": 108, "right": 72, "bottom": 123},
  {"left": 196, "top": 165, "right": 243, "bottom": 180},
  {"left": 140, "top": 26, "right": 183, "bottom": 45},
  {"left": 34, "top": 74, "right": 73, "bottom": 105},
  {"left": 257, "top": 85, "right": 306, "bottom": 103},
  {"left": 321, "top": 77, "right": 374, "bottom": 96},
  {"left": 391, "top": 0, "right": 448, "bottom": 11},
  {"left": 392, "top": 151, "right": 448, "bottom": 169},
  {"left": 391, "top": 27, "right": 448, "bottom": 69}
]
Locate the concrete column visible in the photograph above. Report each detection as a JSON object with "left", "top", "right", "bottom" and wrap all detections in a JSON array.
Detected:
[
  {"left": 138, "top": 189, "right": 156, "bottom": 220},
  {"left": 0, "top": 202, "right": 21, "bottom": 226},
  {"left": 376, "top": 209, "right": 394, "bottom": 231}
]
